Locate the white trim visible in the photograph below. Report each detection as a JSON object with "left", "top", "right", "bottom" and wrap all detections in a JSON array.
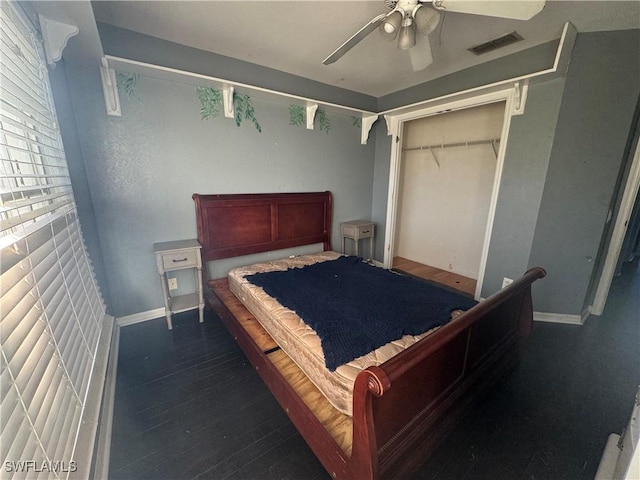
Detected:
[
  {"left": 104, "top": 55, "right": 377, "bottom": 116},
  {"left": 378, "top": 22, "right": 576, "bottom": 118},
  {"left": 361, "top": 114, "right": 378, "bottom": 145},
  {"left": 90, "top": 321, "right": 120, "bottom": 480},
  {"left": 223, "top": 84, "right": 235, "bottom": 119},
  {"left": 306, "top": 103, "right": 318, "bottom": 130},
  {"left": 71, "top": 314, "right": 115, "bottom": 480},
  {"left": 100, "top": 57, "right": 121, "bottom": 116},
  {"left": 533, "top": 310, "right": 589, "bottom": 325},
  {"left": 474, "top": 92, "right": 516, "bottom": 299},
  {"left": 38, "top": 15, "right": 79, "bottom": 65},
  {"left": 117, "top": 307, "right": 165, "bottom": 327},
  {"left": 595, "top": 434, "right": 622, "bottom": 480},
  {"left": 382, "top": 87, "right": 518, "bottom": 301},
  {"left": 512, "top": 81, "right": 529, "bottom": 116},
  {"left": 591, "top": 138, "right": 640, "bottom": 315}
]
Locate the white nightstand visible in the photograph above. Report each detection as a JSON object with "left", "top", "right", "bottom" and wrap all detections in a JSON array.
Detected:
[
  {"left": 340, "top": 220, "right": 375, "bottom": 258},
  {"left": 153, "top": 239, "right": 204, "bottom": 330}
]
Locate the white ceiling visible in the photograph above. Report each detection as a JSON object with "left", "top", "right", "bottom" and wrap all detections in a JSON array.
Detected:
[{"left": 91, "top": 1, "right": 640, "bottom": 97}]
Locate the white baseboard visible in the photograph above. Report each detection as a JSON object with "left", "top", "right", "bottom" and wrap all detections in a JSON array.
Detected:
[
  {"left": 533, "top": 310, "right": 587, "bottom": 325},
  {"left": 116, "top": 307, "right": 164, "bottom": 327},
  {"left": 118, "top": 304, "right": 590, "bottom": 328}
]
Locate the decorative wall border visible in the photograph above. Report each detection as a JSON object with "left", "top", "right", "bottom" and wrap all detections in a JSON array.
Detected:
[{"left": 100, "top": 55, "right": 379, "bottom": 144}]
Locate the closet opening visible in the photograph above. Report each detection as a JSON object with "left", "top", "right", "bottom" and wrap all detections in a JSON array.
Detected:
[{"left": 383, "top": 87, "right": 520, "bottom": 299}]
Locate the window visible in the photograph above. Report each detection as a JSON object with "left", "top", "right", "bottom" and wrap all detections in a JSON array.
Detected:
[{"left": 1, "top": 2, "right": 108, "bottom": 478}]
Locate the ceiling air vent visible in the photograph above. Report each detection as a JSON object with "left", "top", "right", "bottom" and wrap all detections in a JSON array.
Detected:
[{"left": 469, "top": 31, "right": 524, "bottom": 55}]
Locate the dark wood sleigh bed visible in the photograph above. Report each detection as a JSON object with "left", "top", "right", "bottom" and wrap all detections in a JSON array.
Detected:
[{"left": 193, "top": 191, "right": 546, "bottom": 480}]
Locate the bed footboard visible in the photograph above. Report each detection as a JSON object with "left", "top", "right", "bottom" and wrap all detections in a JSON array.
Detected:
[
  {"left": 349, "top": 267, "right": 546, "bottom": 479},
  {"left": 208, "top": 267, "right": 544, "bottom": 480}
]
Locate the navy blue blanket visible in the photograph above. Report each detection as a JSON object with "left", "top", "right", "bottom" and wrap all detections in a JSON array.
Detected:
[{"left": 245, "top": 256, "right": 478, "bottom": 371}]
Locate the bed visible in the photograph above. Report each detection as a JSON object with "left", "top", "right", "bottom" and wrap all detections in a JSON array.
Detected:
[{"left": 193, "top": 191, "right": 546, "bottom": 479}]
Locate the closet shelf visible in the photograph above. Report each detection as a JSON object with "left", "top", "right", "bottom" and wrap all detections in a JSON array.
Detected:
[{"left": 402, "top": 138, "right": 500, "bottom": 152}]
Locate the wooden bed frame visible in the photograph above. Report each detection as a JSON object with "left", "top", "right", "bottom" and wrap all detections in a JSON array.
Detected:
[{"left": 193, "top": 191, "right": 546, "bottom": 480}]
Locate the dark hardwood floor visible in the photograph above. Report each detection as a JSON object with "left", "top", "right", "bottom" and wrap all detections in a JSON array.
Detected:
[{"left": 109, "top": 260, "right": 640, "bottom": 480}]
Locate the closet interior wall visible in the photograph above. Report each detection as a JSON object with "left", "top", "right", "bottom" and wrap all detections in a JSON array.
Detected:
[{"left": 394, "top": 102, "right": 506, "bottom": 281}]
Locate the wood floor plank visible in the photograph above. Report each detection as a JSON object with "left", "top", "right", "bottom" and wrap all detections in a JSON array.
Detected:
[{"left": 392, "top": 256, "right": 476, "bottom": 296}]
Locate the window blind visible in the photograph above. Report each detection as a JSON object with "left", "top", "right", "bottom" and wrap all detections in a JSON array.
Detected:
[{"left": 1, "top": 2, "right": 108, "bottom": 479}]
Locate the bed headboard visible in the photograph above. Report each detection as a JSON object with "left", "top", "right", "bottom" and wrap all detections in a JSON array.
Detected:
[{"left": 192, "top": 192, "right": 333, "bottom": 264}]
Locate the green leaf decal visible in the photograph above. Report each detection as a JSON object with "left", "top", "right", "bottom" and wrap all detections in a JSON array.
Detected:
[
  {"left": 317, "top": 109, "right": 331, "bottom": 134},
  {"left": 116, "top": 72, "right": 140, "bottom": 101},
  {"left": 196, "top": 86, "right": 223, "bottom": 119},
  {"left": 289, "top": 105, "right": 305, "bottom": 126},
  {"left": 234, "top": 93, "right": 261, "bottom": 132}
]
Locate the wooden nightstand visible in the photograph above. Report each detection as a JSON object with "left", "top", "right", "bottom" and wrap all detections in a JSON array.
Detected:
[
  {"left": 153, "top": 239, "right": 204, "bottom": 330},
  {"left": 340, "top": 220, "right": 375, "bottom": 258}
]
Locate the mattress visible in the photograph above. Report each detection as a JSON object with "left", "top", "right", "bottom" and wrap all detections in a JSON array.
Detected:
[{"left": 228, "top": 251, "right": 457, "bottom": 416}]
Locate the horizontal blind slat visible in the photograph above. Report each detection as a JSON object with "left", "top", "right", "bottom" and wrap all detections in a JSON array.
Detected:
[
  {"left": 1, "top": 302, "right": 44, "bottom": 366},
  {"left": 31, "top": 363, "right": 64, "bottom": 437},
  {"left": 11, "top": 328, "right": 55, "bottom": 400},
  {"left": 38, "top": 377, "right": 72, "bottom": 456},
  {"left": 0, "top": 81, "right": 56, "bottom": 129},
  {"left": 25, "top": 351, "right": 61, "bottom": 427},
  {"left": 0, "top": 285, "right": 40, "bottom": 344},
  {"left": 0, "top": 191, "right": 71, "bottom": 213},
  {"left": 0, "top": 367, "right": 22, "bottom": 439},
  {"left": 46, "top": 385, "right": 79, "bottom": 461},
  {"left": 0, "top": 197, "right": 75, "bottom": 232},
  {"left": 1, "top": 140, "right": 66, "bottom": 162},
  {"left": 0, "top": 110, "right": 60, "bottom": 146}
]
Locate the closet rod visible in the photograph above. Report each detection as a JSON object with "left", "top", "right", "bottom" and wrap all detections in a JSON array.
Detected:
[{"left": 402, "top": 138, "right": 500, "bottom": 152}]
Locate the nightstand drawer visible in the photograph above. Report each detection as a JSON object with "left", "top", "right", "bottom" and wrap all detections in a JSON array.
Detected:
[
  {"left": 161, "top": 250, "right": 198, "bottom": 271},
  {"left": 341, "top": 222, "right": 374, "bottom": 240}
]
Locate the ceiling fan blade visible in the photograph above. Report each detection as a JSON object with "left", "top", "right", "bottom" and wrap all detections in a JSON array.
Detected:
[
  {"left": 323, "top": 12, "right": 388, "bottom": 65},
  {"left": 409, "top": 33, "right": 433, "bottom": 71},
  {"left": 437, "top": 0, "right": 545, "bottom": 20}
]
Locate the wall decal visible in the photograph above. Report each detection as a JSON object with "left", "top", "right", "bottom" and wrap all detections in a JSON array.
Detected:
[
  {"left": 289, "top": 104, "right": 331, "bottom": 133},
  {"left": 289, "top": 104, "right": 305, "bottom": 127},
  {"left": 116, "top": 72, "right": 140, "bottom": 101},
  {"left": 196, "top": 86, "right": 223, "bottom": 119},
  {"left": 196, "top": 87, "right": 261, "bottom": 132},
  {"left": 234, "top": 94, "right": 262, "bottom": 133},
  {"left": 317, "top": 109, "right": 331, "bottom": 134}
]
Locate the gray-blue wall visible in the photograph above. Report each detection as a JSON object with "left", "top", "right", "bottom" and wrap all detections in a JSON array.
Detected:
[
  {"left": 528, "top": 29, "right": 640, "bottom": 314},
  {"left": 60, "top": 17, "right": 639, "bottom": 319},
  {"left": 483, "top": 77, "right": 565, "bottom": 297},
  {"left": 49, "top": 63, "right": 112, "bottom": 306},
  {"left": 66, "top": 62, "right": 375, "bottom": 318}
]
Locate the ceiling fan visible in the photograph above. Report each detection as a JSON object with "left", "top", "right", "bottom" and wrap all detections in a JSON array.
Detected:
[{"left": 322, "top": 0, "right": 546, "bottom": 72}]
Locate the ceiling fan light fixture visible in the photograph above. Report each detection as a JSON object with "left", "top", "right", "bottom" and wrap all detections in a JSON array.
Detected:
[
  {"left": 379, "top": 10, "right": 403, "bottom": 40},
  {"left": 413, "top": 5, "right": 441, "bottom": 36},
  {"left": 397, "top": 21, "right": 416, "bottom": 50}
]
